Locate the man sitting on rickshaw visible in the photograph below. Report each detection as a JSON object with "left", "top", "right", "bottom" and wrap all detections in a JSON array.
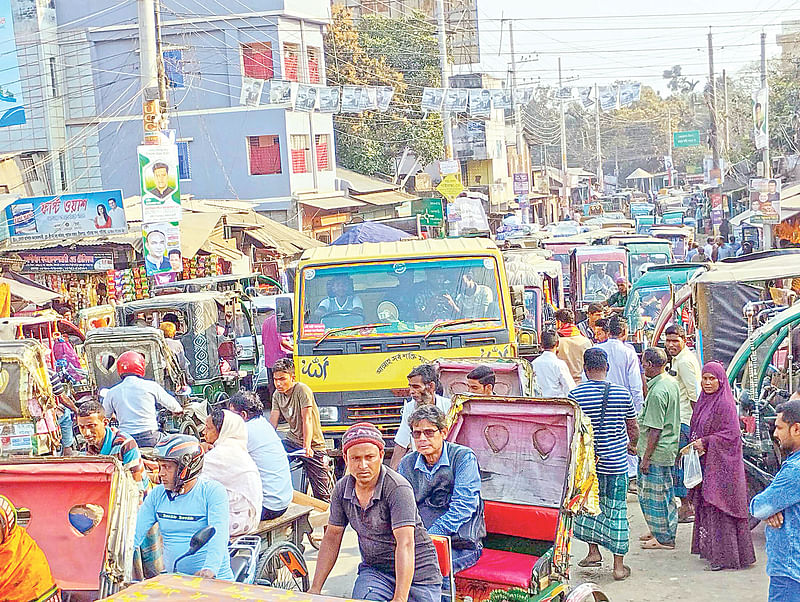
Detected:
[
  {"left": 102, "top": 351, "right": 183, "bottom": 448},
  {"left": 77, "top": 400, "right": 149, "bottom": 491},
  {"left": 466, "top": 366, "right": 495, "bottom": 395},
  {"left": 134, "top": 434, "right": 234, "bottom": 580},
  {"left": 0, "top": 495, "right": 60, "bottom": 602},
  {"left": 397, "top": 405, "right": 485, "bottom": 573},
  {"left": 310, "top": 422, "right": 442, "bottom": 602}
]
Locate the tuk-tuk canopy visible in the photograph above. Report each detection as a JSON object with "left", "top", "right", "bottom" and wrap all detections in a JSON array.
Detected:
[
  {"left": 0, "top": 339, "right": 53, "bottom": 419},
  {"left": 503, "top": 254, "right": 562, "bottom": 283},
  {"left": 116, "top": 291, "right": 234, "bottom": 333},
  {"left": 693, "top": 249, "right": 800, "bottom": 284}
]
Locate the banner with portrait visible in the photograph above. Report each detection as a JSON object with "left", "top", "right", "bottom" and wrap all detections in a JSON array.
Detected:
[
  {"left": 749, "top": 177, "right": 780, "bottom": 224},
  {"left": 294, "top": 84, "right": 317, "bottom": 112},
  {"left": 240, "top": 77, "right": 263, "bottom": 107},
  {"left": 753, "top": 87, "right": 768, "bottom": 151},
  {"left": 421, "top": 87, "right": 444, "bottom": 112},
  {"left": 468, "top": 88, "right": 491, "bottom": 118},
  {"left": 138, "top": 144, "right": 182, "bottom": 224},
  {"left": 268, "top": 80, "right": 293, "bottom": 106},
  {"left": 443, "top": 88, "right": 468, "bottom": 112},
  {"left": 142, "top": 222, "right": 182, "bottom": 277},
  {"left": 490, "top": 89, "right": 512, "bottom": 110},
  {"left": 318, "top": 87, "right": 340, "bottom": 113},
  {"left": 376, "top": 86, "right": 394, "bottom": 111}
]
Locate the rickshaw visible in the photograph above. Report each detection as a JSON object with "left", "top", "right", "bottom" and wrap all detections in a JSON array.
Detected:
[
  {"left": 0, "top": 312, "right": 85, "bottom": 367},
  {"left": 622, "top": 263, "right": 706, "bottom": 344},
  {"left": 0, "top": 339, "right": 60, "bottom": 456},
  {"left": 116, "top": 292, "right": 258, "bottom": 400},
  {"left": 634, "top": 215, "right": 655, "bottom": 235},
  {"left": 153, "top": 273, "right": 283, "bottom": 297},
  {"left": 0, "top": 456, "right": 140, "bottom": 598},
  {"left": 504, "top": 252, "right": 564, "bottom": 353},
  {"left": 78, "top": 304, "right": 116, "bottom": 332},
  {"left": 649, "top": 225, "right": 694, "bottom": 261},
  {"left": 83, "top": 326, "right": 208, "bottom": 438},
  {"left": 434, "top": 358, "right": 539, "bottom": 397},
  {"left": 540, "top": 238, "right": 588, "bottom": 302},
  {"left": 569, "top": 246, "right": 628, "bottom": 313},
  {"left": 618, "top": 238, "right": 673, "bottom": 282},
  {"left": 435, "top": 395, "right": 605, "bottom": 602}
]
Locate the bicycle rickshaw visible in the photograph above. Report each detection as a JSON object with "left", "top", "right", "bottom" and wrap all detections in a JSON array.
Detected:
[
  {"left": 115, "top": 291, "right": 258, "bottom": 401},
  {"left": 83, "top": 326, "right": 208, "bottom": 438},
  {"left": 434, "top": 395, "right": 606, "bottom": 602},
  {"left": 0, "top": 456, "right": 140, "bottom": 598},
  {"left": 0, "top": 339, "right": 60, "bottom": 456}
]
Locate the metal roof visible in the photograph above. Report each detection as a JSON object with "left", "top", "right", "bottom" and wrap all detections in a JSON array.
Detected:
[
  {"left": 300, "top": 237, "right": 498, "bottom": 263},
  {"left": 694, "top": 250, "right": 800, "bottom": 284}
]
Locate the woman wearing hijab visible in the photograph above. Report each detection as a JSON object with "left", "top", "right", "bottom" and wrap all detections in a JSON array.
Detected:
[
  {"left": 685, "top": 361, "right": 756, "bottom": 570},
  {"left": 203, "top": 409, "right": 262, "bottom": 537}
]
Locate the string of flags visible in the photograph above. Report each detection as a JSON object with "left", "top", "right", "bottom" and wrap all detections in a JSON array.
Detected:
[{"left": 239, "top": 77, "right": 642, "bottom": 115}]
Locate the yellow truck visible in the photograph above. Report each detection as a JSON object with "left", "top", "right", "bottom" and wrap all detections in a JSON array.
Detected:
[{"left": 293, "top": 238, "right": 519, "bottom": 452}]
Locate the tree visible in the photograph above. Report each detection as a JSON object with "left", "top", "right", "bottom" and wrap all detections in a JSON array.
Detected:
[{"left": 324, "top": 6, "right": 443, "bottom": 175}]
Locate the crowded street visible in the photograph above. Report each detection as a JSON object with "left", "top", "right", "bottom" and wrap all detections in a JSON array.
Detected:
[{"left": 4, "top": 1, "right": 800, "bottom": 602}]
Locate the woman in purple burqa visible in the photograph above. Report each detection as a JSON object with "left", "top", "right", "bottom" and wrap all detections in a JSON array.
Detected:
[{"left": 687, "top": 361, "right": 755, "bottom": 570}]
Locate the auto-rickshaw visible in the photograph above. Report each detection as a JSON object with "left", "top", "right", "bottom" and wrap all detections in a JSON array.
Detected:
[
  {"left": 649, "top": 225, "right": 694, "bottom": 261},
  {"left": 78, "top": 304, "right": 116, "bottom": 332},
  {"left": 0, "top": 339, "right": 60, "bottom": 456},
  {"left": 152, "top": 273, "right": 283, "bottom": 297},
  {"left": 540, "top": 238, "right": 588, "bottom": 302},
  {"left": 434, "top": 358, "right": 539, "bottom": 397},
  {"left": 569, "top": 246, "right": 628, "bottom": 313},
  {"left": 115, "top": 291, "right": 258, "bottom": 400},
  {"left": 0, "top": 456, "right": 140, "bottom": 598},
  {"left": 622, "top": 263, "right": 707, "bottom": 344},
  {"left": 0, "top": 312, "right": 85, "bottom": 368},
  {"left": 436, "top": 395, "right": 605, "bottom": 602}
]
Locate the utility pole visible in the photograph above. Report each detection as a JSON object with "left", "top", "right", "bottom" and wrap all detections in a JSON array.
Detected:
[
  {"left": 509, "top": 21, "right": 526, "bottom": 175},
  {"left": 707, "top": 30, "right": 720, "bottom": 179},
  {"left": 436, "top": 0, "right": 453, "bottom": 159},
  {"left": 558, "top": 58, "right": 568, "bottom": 211},
  {"left": 761, "top": 31, "right": 773, "bottom": 249},
  {"left": 139, "top": 0, "right": 166, "bottom": 143},
  {"left": 667, "top": 106, "right": 673, "bottom": 187},
  {"left": 722, "top": 68, "right": 730, "bottom": 154},
  {"left": 594, "top": 83, "right": 603, "bottom": 189}
]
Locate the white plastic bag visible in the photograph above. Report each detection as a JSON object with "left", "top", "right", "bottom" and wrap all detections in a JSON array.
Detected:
[{"left": 683, "top": 446, "right": 703, "bottom": 489}]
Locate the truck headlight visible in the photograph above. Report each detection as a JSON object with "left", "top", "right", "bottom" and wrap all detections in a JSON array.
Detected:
[{"left": 318, "top": 406, "right": 338, "bottom": 423}]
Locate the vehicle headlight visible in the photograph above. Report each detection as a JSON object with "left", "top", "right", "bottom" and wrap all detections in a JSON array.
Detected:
[{"left": 318, "top": 406, "right": 338, "bottom": 423}]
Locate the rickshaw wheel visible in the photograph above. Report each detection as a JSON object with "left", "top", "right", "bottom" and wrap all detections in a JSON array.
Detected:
[
  {"left": 256, "top": 540, "right": 310, "bottom": 591},
  {"left": 179, "top": 419, "right": 201, "bottom": 440}
]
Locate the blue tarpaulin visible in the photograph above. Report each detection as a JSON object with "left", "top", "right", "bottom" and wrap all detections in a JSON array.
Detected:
[{"left": 331, "top": 222, "right": 412, "bottom": 245}]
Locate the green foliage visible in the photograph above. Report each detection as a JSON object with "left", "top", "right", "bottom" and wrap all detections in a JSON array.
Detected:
[{"left": 325, "top": 6, "right": 443, "bottom": 175}]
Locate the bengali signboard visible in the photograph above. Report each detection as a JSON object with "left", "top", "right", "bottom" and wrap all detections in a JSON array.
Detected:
[
  {"left": 18, "top": 251, "right": 114, "bottom": 273},
  {"left": 673, "top": 130, "right": 700, "bottom": 148},
  {"left": 138, "top": 144, "right": 182, "bottom": 223},
  {"left": 513, "top": 173, "right": 530, "bottom": 195},
  {"left": 4, "top": 190, "right": 127, "bottom": 241},
  {"left": 0, "top": 0, "right": 25, "bottom": 127},
  {"left": 411, "top": 198, "right": 444, "bottom": 227}
]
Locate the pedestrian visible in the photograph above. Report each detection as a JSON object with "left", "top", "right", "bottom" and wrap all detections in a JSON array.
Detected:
[
  {"left": 638, "top": 347, "right": 681, "bottom": 551},
  {"left": 594, "top": 318, "right": 610, "bottom": 343},
  {"left": 531, "top": 330, "right": 576, "bottom": 397},
  {"left": 664, "top": 324, "right": 701, "bottom": 523},
  {"left": 690, "top": 246, "right": 708, "bottom": 263},
  {"left": 720, "top": 217, "right": 731, "bottom": 242},
  {"left": 751, "top": 399, "right": 800, "bottom": 600},
  {"left": 598, "top": 316, "right": 644, "bottom": 482},
  {"left": 570, "top": 348, "right": 638, "bottom": 581},
  {"left": 684, "top": 361, "right": 755, "bottom": 571},
  {"left": 310, "top": 422, "right": 442, "bottom": 602},
  {"left": 577, "top": 303, "right": 604, "bottom": 342},
  {"left": 703, "top": 237, "right": 714, "bottom": 260},
  {"left": 554, "top": 308, "right": 592, "bottom": 384},
  {"left": 686, "top": 242, "right": 699, "bottom": 262}
]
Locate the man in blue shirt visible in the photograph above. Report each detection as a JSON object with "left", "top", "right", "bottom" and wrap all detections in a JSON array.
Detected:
[
  {"left": 398, "top": 404, "right": 485, "bottom": 574},
  {"left": 134, "top": 434, "right": 233, "bottom": 580},
  {"left": 751, "top": 399, "right": 800, "bottom": 601}
]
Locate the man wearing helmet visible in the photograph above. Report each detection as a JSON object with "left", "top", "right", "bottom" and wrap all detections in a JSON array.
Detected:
[
  {"left": 102, "top": 351, "right": 183, "bottom": 448},
  {"left": 134, "top": 434, "right": 234, "bottom": 580}
]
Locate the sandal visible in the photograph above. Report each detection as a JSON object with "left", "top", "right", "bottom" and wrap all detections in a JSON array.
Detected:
[
  {"left": 640, "top": 538, "right": 675, "bottom": 550},
  {"left": 578, "top": 558, "right": 602, "bottom": 567},
  {"left": 678, "top": 514, "right": 695, "bottom": 524},
  {"left": 613, "top": 565, "right": 632, "bottom": 581},
  {"left": 704, "top": 565, "right": 724, "bottom": 572},
  {"left": 638, "top": 533, "right": 654, "bottom": 541}
]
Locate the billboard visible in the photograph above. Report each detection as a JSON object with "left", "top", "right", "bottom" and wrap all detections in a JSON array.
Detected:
[
  {"left": 142, "top": 222, "right": 182, "bottom": 276},
  {"left": 749, "top": 177, "right": 780, "bottom": 224},
  {"left": 18, "top": 251, "right": 114, "bottom": 274},
  {"left": 138, "top": 144, "right": 181, "bottom": 223},
  {"left": 4, "top": 190, "right": 127, "bottom": 241},
  {"left": 0, "top": 0, "right": 26, "bottom": 127}
]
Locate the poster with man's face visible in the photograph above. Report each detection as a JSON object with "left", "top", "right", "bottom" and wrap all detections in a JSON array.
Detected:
[
  {"left": 468, "top": 89, "right": 491, "bottom": 118},
  {"left": 143, "top": 222, "right": 181, "bottom": 276},
  {"left": 138, "top": 144, "right": 181, "bottom": 223},
  {"left": 318, "top": 87, "right": 340, "bottom": 113}
]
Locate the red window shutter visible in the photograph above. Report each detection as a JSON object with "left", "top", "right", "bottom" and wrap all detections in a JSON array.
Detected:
[
  {"left": 249, "top": 136, "right": 281, "bottom": 175},
  {"left": 309, "top": 57, "right": 320, "bottom": 84},
  {"left": 316, "top": 140, "right": 328, "bottom": 169},
  {"left": 284, "top": 53, "right": 298, "bottom": 82},
  {"left": 243, "top": 44, "right": 273, "bottom": 79},
  {"left": 291, "top": 149, "right": 307, "bottom": 173}
]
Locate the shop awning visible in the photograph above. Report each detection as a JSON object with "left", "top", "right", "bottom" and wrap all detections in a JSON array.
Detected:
[
  {"left": 300, "top": 196, "right": 366, "bottom": 211},
  {"left": 0, "top": 275, "right": 60, "bottom": 305},
  {"left": 626, "top": 168, "right": 653, "bottom": 180},
  {"left": 355, "top": 191, "right": 417, "bottom": 206},
  {"left": 179, "top": 212, "right": 224, "bottom": 258}
]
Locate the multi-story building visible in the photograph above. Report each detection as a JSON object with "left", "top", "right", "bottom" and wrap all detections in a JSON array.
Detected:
[{"left": 1, "top": 0, "right": 338, "bottom": 228}]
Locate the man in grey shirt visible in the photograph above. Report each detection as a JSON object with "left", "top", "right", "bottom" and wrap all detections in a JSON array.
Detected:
[{"left": 310, "top": 422, "right": 441, "bottom": 602}]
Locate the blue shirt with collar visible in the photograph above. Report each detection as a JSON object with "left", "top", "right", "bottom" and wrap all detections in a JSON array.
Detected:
[{"left": 751, "top": 449, "right": 800, "bottom": 581}]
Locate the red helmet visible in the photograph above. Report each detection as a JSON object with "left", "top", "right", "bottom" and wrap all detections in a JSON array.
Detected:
[{"left": 117, "top": 351, "right": 146, "bottom": 378}]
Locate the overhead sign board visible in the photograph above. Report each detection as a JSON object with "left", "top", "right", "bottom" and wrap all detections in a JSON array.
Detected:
[
  {"left": 513, "top": 173, "right": 530, "bottom": 195},
  {"left": 0, "top": 0, "right": 26, "bottom": 127},
  {"left": 18, "top": 252, "right": 114, "bottom": 273},
  {"left": 411, "top": 198, "right": 444, "bottom": 227},
  {"left": 436, "top": 174, "right": 465, "bottom": 202},
  {"left": 439, "top": 159, "right": 460, "bottom": 175},
  {"left": 673, "top": 130, "right": 700, "bottom": 148},
  {"left": 5, "top": 190, "right": 127, "bottom": 241}
]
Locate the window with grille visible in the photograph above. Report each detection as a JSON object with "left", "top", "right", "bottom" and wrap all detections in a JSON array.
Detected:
[
  {"left": 177, "top": 141, "right": 191, "bottom": 180},
  {"left": 307, "top": 47, "right": 321, "bottom": 84},
  {"left": 315, "top": 134, "right": 331, "bottom": 170},
  {"left": 283, "top": 43, "right": 300, "bottom": 82},
  {"left": 242, "top": 43, "right": 274, "bottom": 80},
  {"left": 290, "top": 135, "right": 310, "bottom": 173},
  {"left": 248, "top": 135, "right": 281, "bottom": 175}
]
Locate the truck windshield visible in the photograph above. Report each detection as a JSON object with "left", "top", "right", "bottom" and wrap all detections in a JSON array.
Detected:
[
  {"left": 300, "top": 257, "right": 504, "bottom": 339},
  {"left": 581, "top": 260, "right": 625, "bottom": 302}
]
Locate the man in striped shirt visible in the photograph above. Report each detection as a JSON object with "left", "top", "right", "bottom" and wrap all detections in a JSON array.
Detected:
[
  {"left": 569, "top": 348, "right": 639, "bottom": 581},
  {"left": 77, "top": 400, "right": 149, "bottom": 490}
]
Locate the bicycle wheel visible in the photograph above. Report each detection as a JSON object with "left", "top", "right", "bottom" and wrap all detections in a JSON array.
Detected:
[{"left": 256, "top": 540, "right": 310, "bottom": 591}]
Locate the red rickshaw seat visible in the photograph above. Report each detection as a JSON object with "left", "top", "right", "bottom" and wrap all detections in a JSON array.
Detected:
[
  {"left": 430, "top": 535, "right": 452, "bottom": 577},
  {"left": 483, "top": 500, "right": 560, "bottom": 542},
  {"left": 456, "top": 549, "right": 539, "bottom": 588}
]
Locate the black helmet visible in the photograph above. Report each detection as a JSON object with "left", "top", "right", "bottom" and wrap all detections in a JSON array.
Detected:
[{"left": 153, "top": 434, "right": 204, "bottom": 497}]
